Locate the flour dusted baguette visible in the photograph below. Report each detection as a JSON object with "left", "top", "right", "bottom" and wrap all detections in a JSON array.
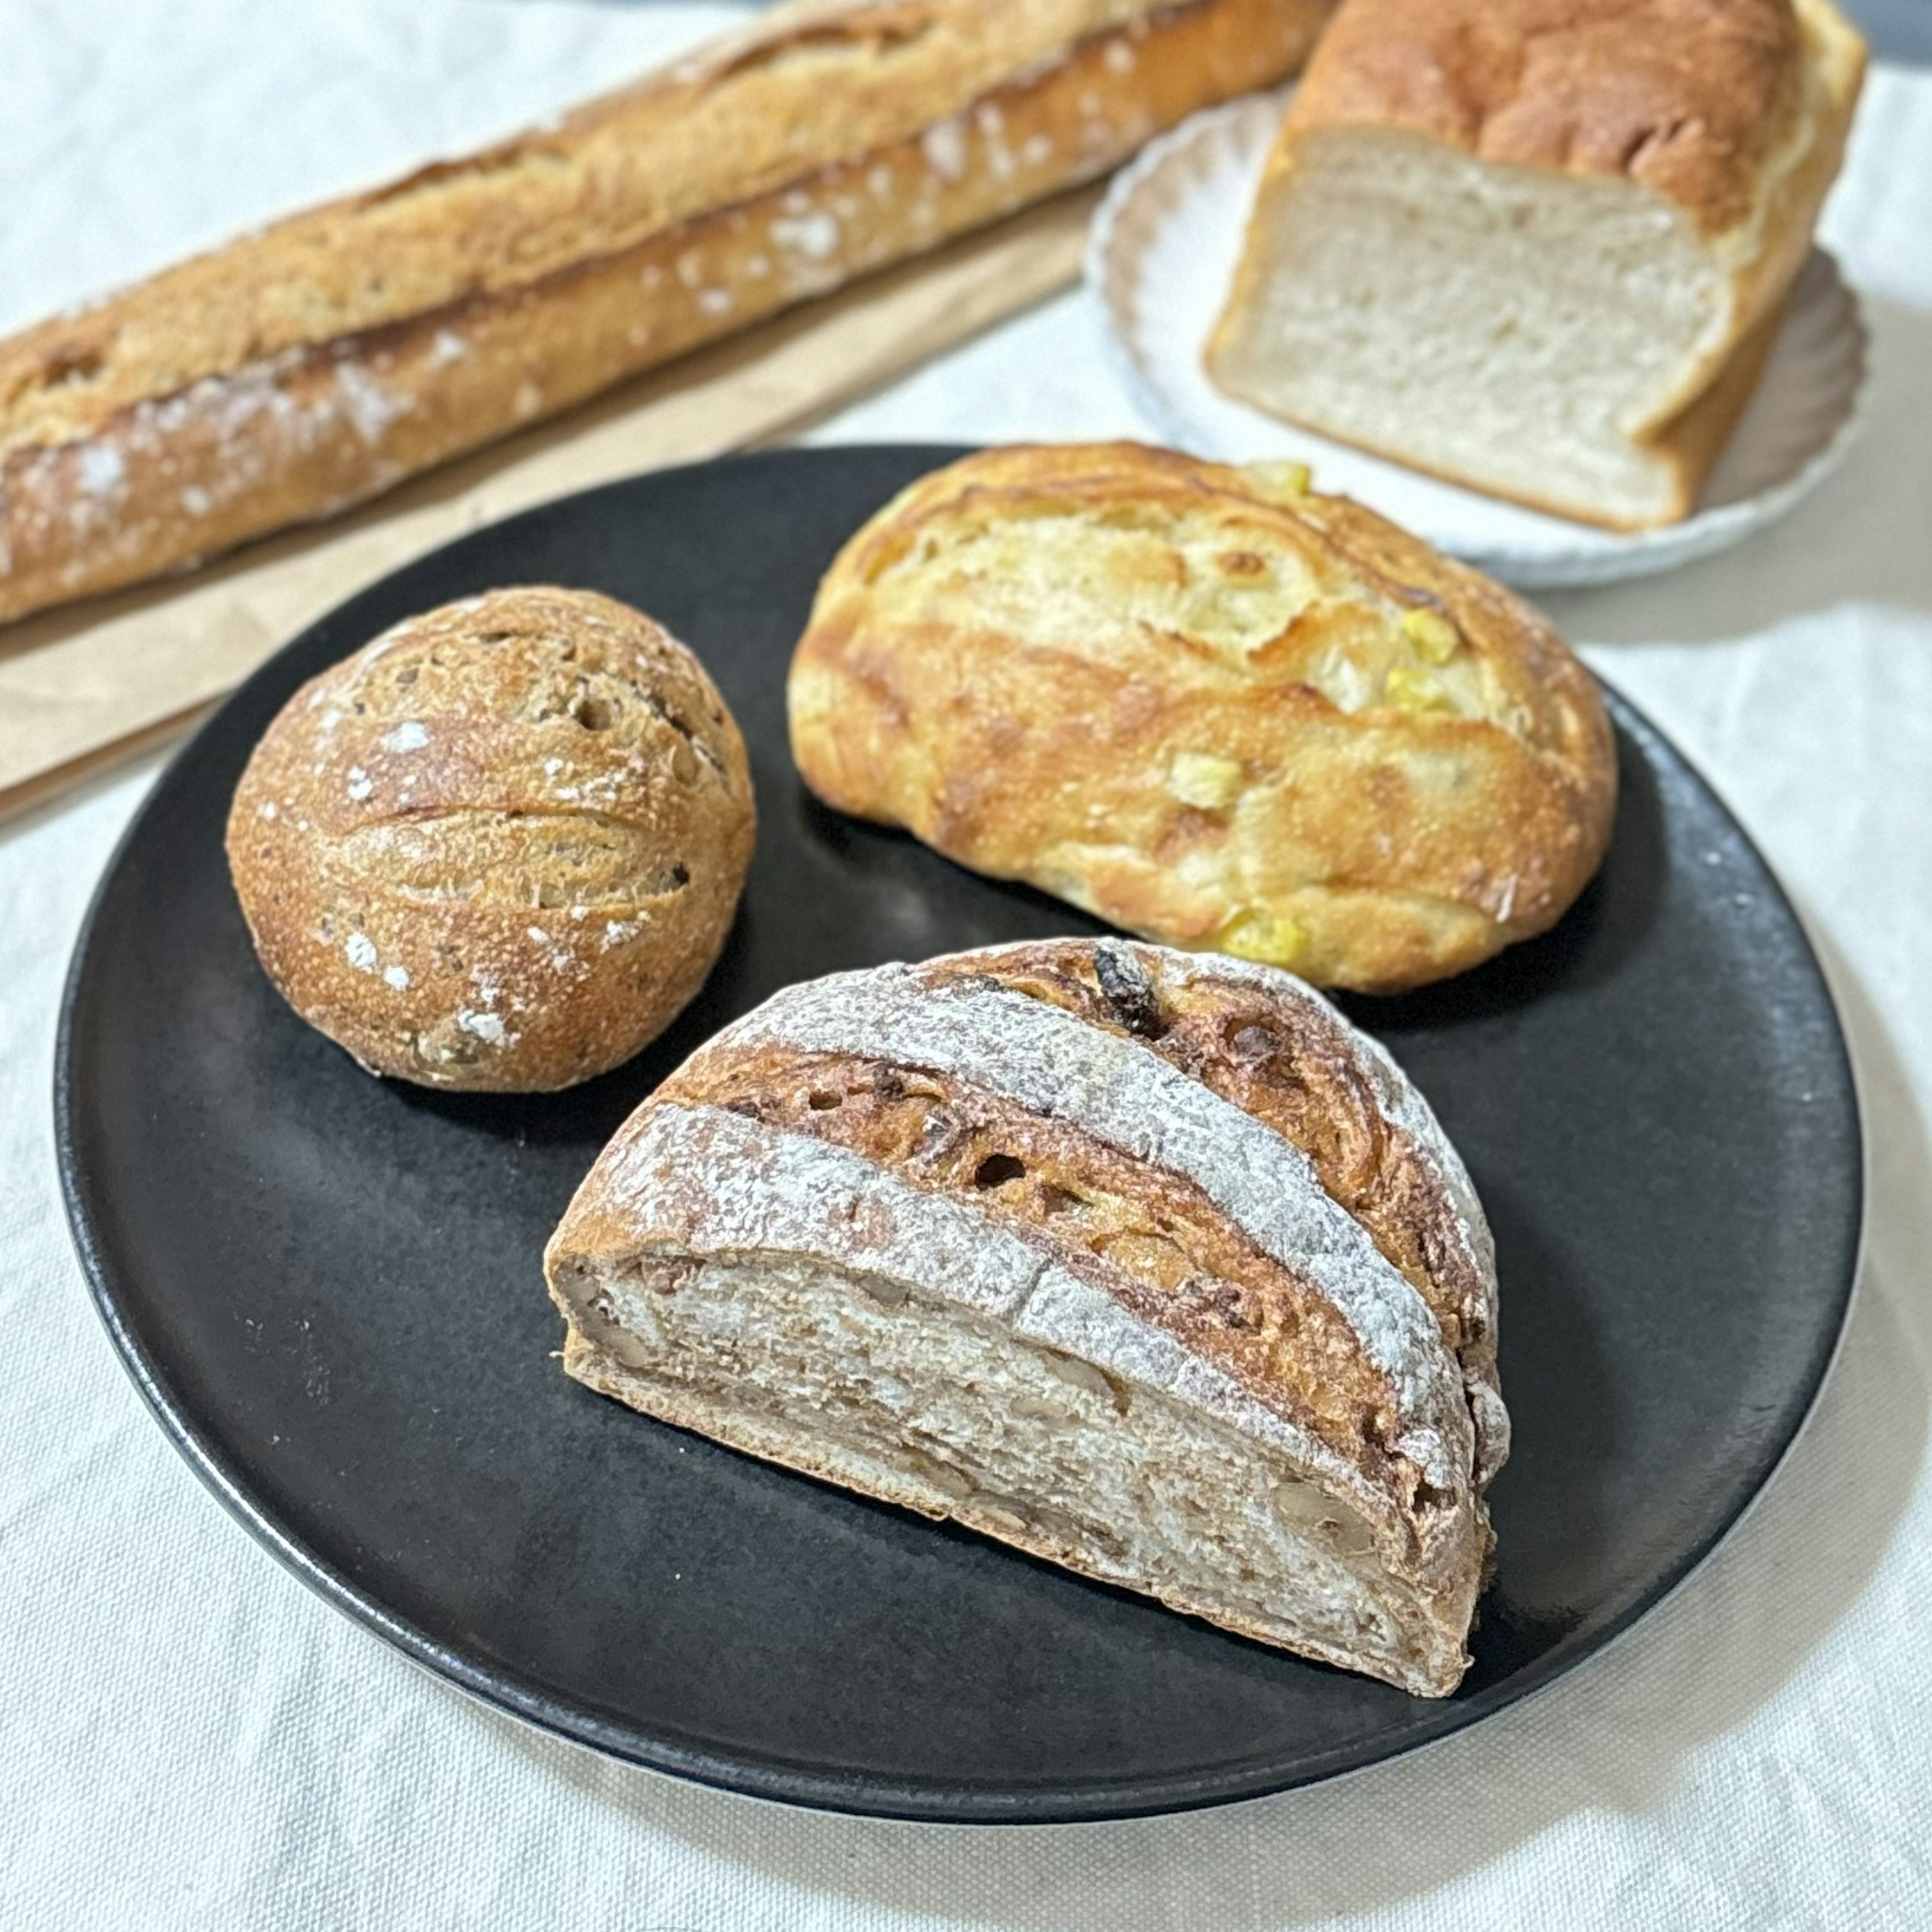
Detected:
[
  {"left": 0, "top": 0, "right": 1334, "bottom": 626},
  {"left": 1207, "top": 0, "right": 1866, "bottom": 529},
  {"left": 545, "top": 938, "right": 1505, "bottom": 1696}
]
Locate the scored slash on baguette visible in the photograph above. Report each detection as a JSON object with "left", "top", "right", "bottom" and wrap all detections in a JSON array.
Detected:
[{"left": 545, "top": 938, "right": 1506, "bottom": 1697}]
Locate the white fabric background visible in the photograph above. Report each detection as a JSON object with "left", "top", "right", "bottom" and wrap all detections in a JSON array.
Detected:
[{"left": 4, "top": 6, "right": 1930, "bottom": 1924}]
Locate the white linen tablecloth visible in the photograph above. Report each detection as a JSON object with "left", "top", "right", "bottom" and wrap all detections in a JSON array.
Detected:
[{"left": 4, "top": 7, "right": 1930, "bottom": 1925}]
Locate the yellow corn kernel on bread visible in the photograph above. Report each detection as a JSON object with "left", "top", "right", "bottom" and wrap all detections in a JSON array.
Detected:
[
  {"left": 545, "top": 938, "right": 1506, "bottom": 1696},
  {"left": 787, "top": 443, "right": 1615, "bottom": 993},
  {"left": 1206, "top": 0, "right": 1866, "bottom": 531},
  {"left": 227, "top": 586, "right": 754, "bottom": 1091},
  {"left": 0, "top": 0, "right": 1336, "bottom": 625}
]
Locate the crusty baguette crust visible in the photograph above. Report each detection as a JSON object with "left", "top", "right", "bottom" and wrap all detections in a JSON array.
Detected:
[
  {"left": 0, "top": 0, "right": 1333, "bottom": 625},
  {"left": 787, "top": 442, "right": 1616, "bottom": 993},
  {"left": 225, "top": 586, "right": 755, "bottom": 1091},
  {"left": 545, "top": 940, "right": 1504, "bottom": 1693}
]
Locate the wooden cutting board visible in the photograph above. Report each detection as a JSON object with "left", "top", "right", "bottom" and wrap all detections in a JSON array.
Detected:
[{"left": 0, "top": 185, "right": 1098, "bottom": 824}]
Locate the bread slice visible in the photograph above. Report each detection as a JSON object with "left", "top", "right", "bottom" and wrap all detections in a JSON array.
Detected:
[
  {"left": 1206, "top": 0, "right": 1867, "bottom": 530},
  {"left": 545, "top": 939, "right": 1505, "bottom": 1696}
]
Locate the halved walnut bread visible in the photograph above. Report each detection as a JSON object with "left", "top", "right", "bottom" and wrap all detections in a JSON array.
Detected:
[
  {"left": 787, "top": 441, "right": 1617, "bottom": 994},
  {"left": 545, "top": 938, "right": 1505, "bottom": 1696}
]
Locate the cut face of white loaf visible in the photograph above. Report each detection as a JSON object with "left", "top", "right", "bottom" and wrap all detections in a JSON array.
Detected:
[
  {"left": 1209, "top": 128, "right": 1736, "bottom": 528},
  {"left": 545, "top": 940, "right": 1504, "bottom": 1696}
]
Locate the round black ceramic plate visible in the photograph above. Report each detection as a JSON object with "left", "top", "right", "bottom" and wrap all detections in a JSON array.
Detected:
[{"left": 58, "top": 447, "right": 1860, "bottom": 1823}]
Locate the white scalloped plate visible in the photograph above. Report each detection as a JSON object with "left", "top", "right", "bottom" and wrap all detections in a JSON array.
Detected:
[{"left": 1088, "top": 93, "right": 1870, "bottom": 590}]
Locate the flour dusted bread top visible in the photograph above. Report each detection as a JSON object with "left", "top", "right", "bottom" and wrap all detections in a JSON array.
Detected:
[
  {"left": 0, "top": 0, "right": 1334, "bottom": 623},
  {"left": 1, "top": 0, "right": 1278, "bottom": 464},
  {"left": 548, "top": 939, "right": 1506, "bottom": 1694},
  {"left": 226, "top": 586, "right": 754, "bottom": 1091}
]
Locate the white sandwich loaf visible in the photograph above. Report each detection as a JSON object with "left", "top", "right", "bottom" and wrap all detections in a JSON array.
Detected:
[{"left": 1207, "top": 0, "right": 1867, "bottom": 529}]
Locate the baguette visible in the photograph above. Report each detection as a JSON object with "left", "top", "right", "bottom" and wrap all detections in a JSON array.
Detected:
[
  {"left": 0, "top": 0, "right": 1334, "bottom": 625},
  {"left": 1206, "top": 0, "right": 1866, "bottom": 529},
  {"left": 546, "top": 938, "right": 1505, "bottom": 1695}
]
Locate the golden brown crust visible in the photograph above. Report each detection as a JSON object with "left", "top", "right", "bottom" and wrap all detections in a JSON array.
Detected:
[
  {"left": 787, "top": 442, "right": 1617, "bottom": 993},
  {"left": 1287, "top": 0, "right": 1844, "bottom": 238},
  {"left": 0, "top": 0, "right": 1334, "bottom": 625},
  {"left": 225, "top": 586, "right": 754, "bottom": 1090},
  {"left": 1206, "top": 1, "right": 1861, "bottom": 531}
]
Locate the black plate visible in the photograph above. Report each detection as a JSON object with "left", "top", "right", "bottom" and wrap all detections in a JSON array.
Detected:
[{"left": 57, "top": 447, "right": 1861, "bottom": 1823}]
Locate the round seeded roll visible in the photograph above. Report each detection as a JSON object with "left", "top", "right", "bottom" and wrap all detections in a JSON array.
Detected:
[
  {"left": 787, "top": 442, "right": 1617, "bottom": 993},
  {"left": 226, "top": 585, "right": 755, "bottom": 1091}
]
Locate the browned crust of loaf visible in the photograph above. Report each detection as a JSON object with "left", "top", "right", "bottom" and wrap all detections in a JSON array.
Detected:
[
  {"left": 559, "top": 1328, "right": 1463, "bottom": 1693},
  {"left": 578, "top": 935, "right": 1497, "bottom": 1535},
  {"left": 1284, "top": 0, "right": 1854, "bottom": 238},
  {"left": 542, "top": 938, "right": 1491, "bottom": 1688},
  {"left": 0, "top": 0, "right": 1334, "bottom": 626},
  {"left": 1248, "top": 0, "right": 1866, "bottom": 504},
  {"left": 787, "top": 441, "right": 1616, "bottom": 993},
  {"left": 225, "top": 585, "right": 755, "bottom": 1091}
]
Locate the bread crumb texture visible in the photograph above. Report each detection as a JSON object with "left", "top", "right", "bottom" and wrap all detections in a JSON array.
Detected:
[
  {"left": 1204, "top": 0, "right": 1865, "bottom": 527},
  {"left": 226, "top": 585, "right": 755, "bottom": 1089}
]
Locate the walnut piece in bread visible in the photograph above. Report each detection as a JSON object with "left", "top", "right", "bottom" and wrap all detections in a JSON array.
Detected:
[
  {"left": 226, "top": 586, "right": 754, "bottom": 1091},
  {"left": 1207, "top": 0, "right": 1867, "bottom": 529},
  {"left": 787, "top": 442, "right": 1616, "bottom": 994},
  {"left": 545, "top": 938, "right": 1505, "bottom": 1696}
]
